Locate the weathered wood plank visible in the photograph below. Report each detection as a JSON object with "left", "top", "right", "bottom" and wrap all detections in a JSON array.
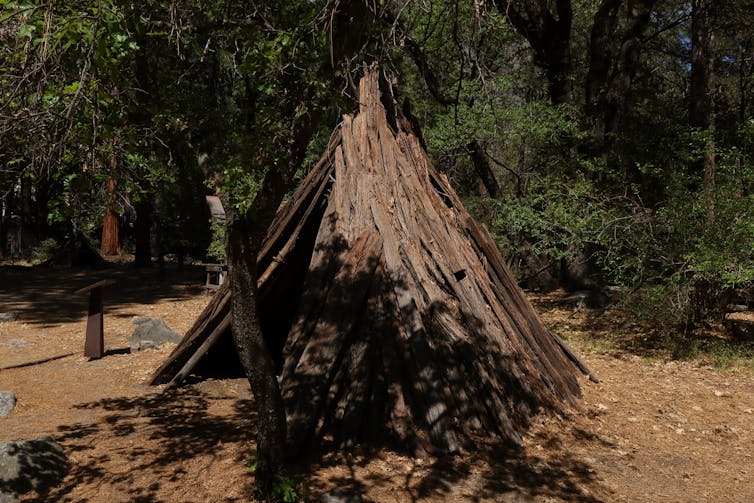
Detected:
[{"left": 283, "top": 229, "right": 383, "bottom": 448}]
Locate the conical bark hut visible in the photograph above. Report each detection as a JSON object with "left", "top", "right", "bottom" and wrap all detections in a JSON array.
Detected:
[{"left": 151, "top": 68, "right": 593, "bottom": 453}]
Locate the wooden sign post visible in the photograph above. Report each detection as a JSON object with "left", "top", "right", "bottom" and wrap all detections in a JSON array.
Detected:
[{"left": 74, "top": 279, "right": 115, "bottom": 359}]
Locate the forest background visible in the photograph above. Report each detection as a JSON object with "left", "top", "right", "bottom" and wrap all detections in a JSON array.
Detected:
[{"left": 5, "top": 0, "right": 753, "bottom": 330}]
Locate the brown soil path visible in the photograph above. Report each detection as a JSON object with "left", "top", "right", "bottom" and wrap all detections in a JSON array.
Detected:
[{"left": 1, "top": 265, "right": 752, "bottom": 502}]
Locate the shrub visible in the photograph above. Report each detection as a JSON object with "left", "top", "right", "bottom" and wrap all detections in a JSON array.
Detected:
[{"left": 30, "top": 238, "right": 60, "bottom": 263}]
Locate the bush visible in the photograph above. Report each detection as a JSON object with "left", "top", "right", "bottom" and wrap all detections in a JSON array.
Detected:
[
  {"left": 206, "top": 219, "right": 226, "bottom": 262},
  {"left": 601, "top": 158, "right": 754, "bottom": 330},
  {"left": 465, "top": 174, "right": 608, "bottom": 282},
  {"left": 29, "top": 238, "right": 60, "bottom": 263}
]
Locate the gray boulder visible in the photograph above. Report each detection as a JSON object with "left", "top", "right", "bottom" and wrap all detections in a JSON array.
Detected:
[
  {"left": 129, "top": 317, "right": 182, "bottom": 352},
  {"left": 0, "top": 437, "right": 69, "bottom": 503},
  {"left": 0, "top": 392, "right": 15, "bottom": 417},
  {"left": 0, "top": 312, "right": 18, "bottom": 323}
]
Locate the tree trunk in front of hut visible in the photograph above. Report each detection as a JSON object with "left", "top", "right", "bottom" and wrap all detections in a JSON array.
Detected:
[{"left": 225, "top": 204, "right": 287, "bottom": 495}]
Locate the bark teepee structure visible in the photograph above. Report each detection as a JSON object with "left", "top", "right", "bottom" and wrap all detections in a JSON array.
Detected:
[{"left": 152, "top": 68, "right": 594, "bottom": 453}]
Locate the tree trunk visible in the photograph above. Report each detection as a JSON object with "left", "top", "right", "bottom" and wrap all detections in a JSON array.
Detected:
[
  {"left": 467, "top": 141, "right": 503, "bottom": 199},
  {"left": 584, "top": 0, "right": 657, "bottom": 159},
  {"left": 224, "top": 112, "right": 319, "bottom": 489},
  {"left": 101, "top": 177, "right": 120, "bottom": 256},
  {"left": 225, "top": 206, "right": 287, "bottom": 494},
  {"left": 690, "top": 1, "right": 714, "bottom": 130},
  {"left": 495, "top": 0, "right": 574, "bottom": 106},
  {"left": 19, "top": 175, "right": 33, "bottom": 254},
  {"left": 690, "top": 0, "right": 715, "bottom": 221},
  {"left": 0, "top": 196, "right": 7, "bottom": 258},
  {"left": 134, "top": 199, "right": 152, "bottom": 267},
  {"left": 584, "top": 0, "right": 621, "bottom": 157}
]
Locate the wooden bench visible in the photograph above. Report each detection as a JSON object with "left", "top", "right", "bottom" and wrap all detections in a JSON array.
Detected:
[
  {"left": 725, "top": 312, "right": 754, "bottom": 339},
  {"left": 203, "top": 264, "right": 227, "bottom": 290}
]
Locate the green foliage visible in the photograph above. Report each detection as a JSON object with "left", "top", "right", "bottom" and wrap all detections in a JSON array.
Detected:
[
  {"left": 206, "top": 219, "right": 226, "bottom": 262},
  {"left": 245, "top": 456, "right": 307, "bottom": 503},
  {"left": 598, "top": 152, "right": 754, "bottom": 329},
  {"left": 617, "top": 281, "right": 693, "bottom": 331},
  {"left": 0, "top": 0, "right": 162, "bottom": 239},
  {"left": 29, "top": 238, "right": 60, "bottom": 263},
  {"left": 271, "top": 475, "right": 303, "bottom": 503},
  {"left": 423, "top": 76, "right": 584, "bottom": 182},
  {"left": 466, "top": 174, "right": 607, "bottom": 266},
  {"left": 669, "top": 336, "right": 754, "bottom": 369}
]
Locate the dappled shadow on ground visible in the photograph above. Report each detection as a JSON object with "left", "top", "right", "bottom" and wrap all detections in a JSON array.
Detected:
[
  {"left": 530, "top": 290, "right": 754, "bottom": 363},
  {"left": 0, "top": 263, "right": 206, "bottom": 329},
  {"left": 22, "top": 386, "right": 257, "bottom": 502},
  {"left": 297, "top": 429, "right": 604, "bottom": 502},
  {"left": 28, "top": 378, "right": 603, "bottom": 502},
  {"left": 575, "top": 310, "right": 754, "bottom": 363}
]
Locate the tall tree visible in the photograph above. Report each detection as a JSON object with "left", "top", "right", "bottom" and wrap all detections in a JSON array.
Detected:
[
  {"left": 163, "top": 1, "right": 374, "bottom": 491},
  {"left": 494, "top": 0, "right": 575, "bottom": 105},
  {"left": 689, "top": 0, "right": 715, "bottom": 218},
  {"left": 584, "top": 0, "right": 659, "bottom": 158},
  {"left": 492, "top": 0, "right": 660, "bottom": 159}
]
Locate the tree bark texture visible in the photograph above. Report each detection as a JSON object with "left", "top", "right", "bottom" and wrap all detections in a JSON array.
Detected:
[
  {"left": 220, "top": 116, "right": 320, "bottom": 490},
  {"left": 494, "top": 0, "right": 574, "bottom": 105},
  {"left": 225, "top": 206, "right": 287, "bottom": 490},
  {"left": 101, "top": 175, "right": 120, "bottom": 256},
  {"left": 467, "top": 140, "right": 503, "bottom": 199},
  {"left": 690, "top": 0, "right": 715, "bottom": 220}
]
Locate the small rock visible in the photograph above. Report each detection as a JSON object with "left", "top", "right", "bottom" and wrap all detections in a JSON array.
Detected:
[
  {"left": 0, "top": 312, "right": 19, "bottom": 323},
  {"left": 129, "top": 318, "right": 182, "bottom": 352},
  {"left": 0, "top": 392, "right": 15, "bottom": 417},
  {"left": 321, "top": 489, "right": 364, "bottom": 503},
  {"left": 0, "top": 436, "right": 69, "bottom": 503},
  {"left": 7, "top": 340, "right": 27, "bottom": 346}
]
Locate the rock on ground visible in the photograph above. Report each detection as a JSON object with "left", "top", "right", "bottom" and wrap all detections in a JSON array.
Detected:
[
  {"left": 0, "top": 392, "right": 15, "bottom": 417},
  {"left": 0, "top": 312, "right": 19, "bottom": 323},
  {"left": 0, "top": 437, "right": 69, "bottom": 503},
  {"left": 129, "top": 317, "right": 182, "bottom": 352},
  {"left": 321, "top": 489, "right": 364, "bottom": 503}
]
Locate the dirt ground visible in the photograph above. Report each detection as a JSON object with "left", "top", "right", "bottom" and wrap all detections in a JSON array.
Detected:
[{"left": 1, "top": 264, "right": 753, "bottom": 502}]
